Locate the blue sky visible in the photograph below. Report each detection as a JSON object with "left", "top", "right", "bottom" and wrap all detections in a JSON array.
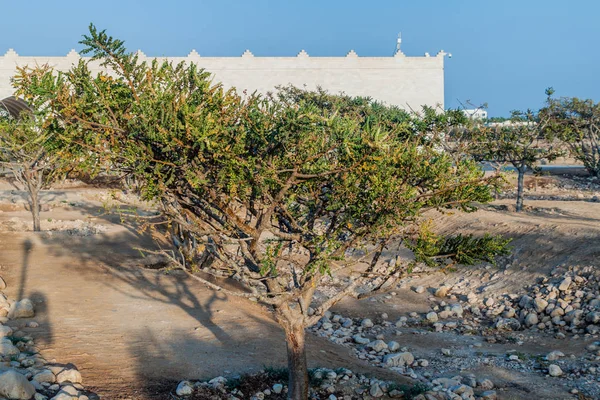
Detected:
[{"left": 1, "top": 0, "right": 598, "bottom": 116}]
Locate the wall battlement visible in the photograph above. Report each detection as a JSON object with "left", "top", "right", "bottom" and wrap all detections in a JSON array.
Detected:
[{"left": 0, "top": 48, "right": 446, "bottom": 109}]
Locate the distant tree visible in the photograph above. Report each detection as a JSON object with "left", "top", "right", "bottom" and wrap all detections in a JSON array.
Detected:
[
  {"left": 542, "top": 88, "right": 600, "bottom": 177},
  {"left": 15, "top": 25, "right": 510, "bottom": 400},
  {"left": 0, "top": 81, "right": 72, "bottom": 231},
  {"left": 487, "top": 116, "right": 511, "bottom": 123},
  {"left": 469, "top": 108, "right": 563, "bottom": 212}
]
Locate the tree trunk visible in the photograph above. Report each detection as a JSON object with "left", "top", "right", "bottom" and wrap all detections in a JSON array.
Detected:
[
  {"left": 30, "top": 189, "right": 41, "bottom": 232},
  {"left": 516, "top": 165, "right": 525, "bottom": 212},
  {"left": 284, "top": 323, "right": 309, "bottom": 400}
]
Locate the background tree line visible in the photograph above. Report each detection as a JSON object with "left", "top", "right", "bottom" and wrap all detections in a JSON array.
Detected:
[{"left": 450, "top": 88, "right": 600, "bottom": 212}]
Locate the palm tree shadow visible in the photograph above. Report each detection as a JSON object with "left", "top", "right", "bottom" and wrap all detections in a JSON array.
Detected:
[
  {"left": 18, "top": 238, "right": 33, "bottom": 301},
  {"left": 15, "top": 239, "right": 54, "bottom": 346},
  {"left": 27, "top": 291, "right": 53, "bottom": 346}
]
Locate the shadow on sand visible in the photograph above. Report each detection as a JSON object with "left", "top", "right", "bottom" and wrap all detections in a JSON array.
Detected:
[{"left": 10, "top": 198, "right": 409, "bottom": 397}]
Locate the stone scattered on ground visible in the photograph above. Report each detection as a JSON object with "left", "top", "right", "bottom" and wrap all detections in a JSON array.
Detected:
[
  {"left": 548, "top": 364, "right": 563, "bottom": 377},
  {"left": 307, "top": 264, "right": 600, "bottom": 400},
  {"left": 174, "top": 367, "right": 503, "bottom": 400}
]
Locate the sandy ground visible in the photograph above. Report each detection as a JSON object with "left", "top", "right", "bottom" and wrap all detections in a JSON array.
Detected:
[
  {"left": 0, "top": 175, "right": 598, "bottom": 399},
  {"left": 0, "top": 198, "right": 407, "bottom": 398}
]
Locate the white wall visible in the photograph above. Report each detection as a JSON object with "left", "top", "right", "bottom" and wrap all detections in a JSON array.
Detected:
[{"left": 0, "top": 49, "right": 445, "bottom": 110}]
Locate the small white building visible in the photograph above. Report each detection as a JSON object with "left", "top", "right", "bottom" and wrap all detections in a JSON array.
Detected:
[{"left": 463, "top": 109, "right": 488, "bottom": 120}]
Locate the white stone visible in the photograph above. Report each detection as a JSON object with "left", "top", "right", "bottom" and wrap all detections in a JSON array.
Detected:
[
  {"left": 480, "top": 391, "right": 497, "bottom": 400},
  {"left": 394, "top": 318, "right": 406, "bottom": 327},
  {"left": 366, "top": 340, "right": 388, "bottom": 352},
  {"left": 382, "top": 352, "right": 414, "bottom": 367},
  {"left": 321, "top": 322, "right": 333, "bottom": 330},
  {"left": 435, "top": 286, "right": 450, "bottom": 297},
  {"left": 450, "top": 303, "right": 463, "bottom": 317},
  {"left": 431, "top": 378, "right": 460, "bottom": 389},
  {"left": 59, "top": 385, "right": 78, "bottom": 396},
  {"left": 550, "top": 308, "right": 565, "bottom": 318},
  {"left": 208, "top": 376, "right": 227, "bottom": 388},
  {"left": 524, "top": 313, "right": 539, "bottom": 327},
  {"left": 426, "top": 312, "right": 438, "bottom": 322},
  {"left": 360, "top": 319, "right": 373, "bottom": 328},
  {"left": 452, "top": 384, "right": 473, "bottom": 397},
  {"left": 387, "top": 341, "right": 400, "bottom": 352},
  {"left": 53, "top": 368, "right": 82, "bottom": 384},
  {"left": 534, "top": 298, "right": 549, "bottom": 312},
  {"left": 548, "top": 364, "right": 563, "bottom": 377},
  {"left": 0, "top": 341, "right": 19, "bottom": 357},
  {"left": 272, "top": 383, "right": 283, "bottom": 394},
  {"left": 0, "top": 325, "right": 13, "bottom": 338},
  {"left": 8, "top": 299, "right": 34, "bottom": 319},
  {"left": 176, "top": 381, "right": 194, "bottom": 396},
  {"left": 49, "top": 394, "right": 73, "bottom": 400},
  {"left": 369, "top": 383, "right": 383, "bottom": 398},
  {"left": 558, "top": 277, "right": 572, "bottom": 291},
  {"left": 0, "top": 370, "right": 36, "bottom": 400},
  {"left": 352, "top": 335, "right": 370, "bottom": 345},
  {"left": 32, "top": 370, "right": 55, "bottom": 384},
  {"left": 546, "top": 350, "right": 565, "bottom": 361}
]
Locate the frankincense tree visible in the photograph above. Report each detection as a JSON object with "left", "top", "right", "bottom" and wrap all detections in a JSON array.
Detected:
[
  {"left": 542, "top": 89, "right": 600, "bottom": 177},
  {"left": 467, "top": 108, "right": 563, "bottom": 212},
  {"left": 0, "top": 79, "right": 73, "bottom": 231},
  {"left": 15, "top": 24, "right": 510, "bottom": 399}
]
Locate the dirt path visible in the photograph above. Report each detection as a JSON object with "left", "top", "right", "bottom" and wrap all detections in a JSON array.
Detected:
[{"left": 0, "top": 208, "right": 407, "bottom": 398}]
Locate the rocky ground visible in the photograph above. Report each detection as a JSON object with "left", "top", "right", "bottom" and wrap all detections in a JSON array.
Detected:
[
  {"left": 307, "top": 264, "right": 600, "bottom": 399},
  {"left": 0, "top": 173, "right": 599, "bottom": 399},
  {"left": 172, "top": 264, "right": 600, "bottom": 400}
]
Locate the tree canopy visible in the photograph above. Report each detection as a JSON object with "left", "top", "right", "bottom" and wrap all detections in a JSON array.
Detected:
[
  {"left": 0, "top": 71, "right": 76, "bottom": 231},
  {"left": 464, "top": 108, "right": 563, "bottom": 212},
  {"left": 542, "top": 91, "right": 600, "bottom": 177}
]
